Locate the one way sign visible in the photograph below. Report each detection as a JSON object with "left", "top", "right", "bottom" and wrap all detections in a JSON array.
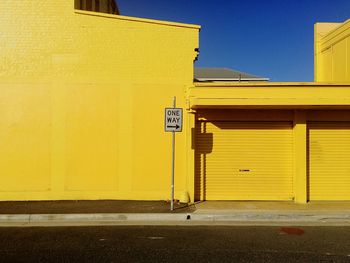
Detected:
[{"left": 164, "top": 108, "right": 183, "bottom": 132}]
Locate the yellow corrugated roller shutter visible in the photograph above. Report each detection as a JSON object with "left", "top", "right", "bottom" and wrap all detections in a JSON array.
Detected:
[
  {"left": 308, "top": 122, "right": 350, "bottom": 200},
  {"left": 195, "top": 121, "right": 294, "bottom": 200}
]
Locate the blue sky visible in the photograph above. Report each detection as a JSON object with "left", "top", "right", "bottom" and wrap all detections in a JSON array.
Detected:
[{"left": 118, "top": 0, "right": 350, "bottom": 82}]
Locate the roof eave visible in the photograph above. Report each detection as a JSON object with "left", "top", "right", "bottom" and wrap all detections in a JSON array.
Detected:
[{"left": 194, "top": 78, "right": 270, "bottom": 82}]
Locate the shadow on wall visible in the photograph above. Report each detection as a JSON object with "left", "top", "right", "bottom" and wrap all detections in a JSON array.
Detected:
[
  {"left": 306, "top": 125, "right": 310, "bottom": 201},
  {"left": 194, "top": 122, "right": 213, "bottom": 201}
]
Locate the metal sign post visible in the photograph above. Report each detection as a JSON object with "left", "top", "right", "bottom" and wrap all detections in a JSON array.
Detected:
[
  {"left": 164, "top": 97, "right": 183, "bottom": 211},
  {"left": 171, "top": 97, "right": 176, "bottom": 211}
]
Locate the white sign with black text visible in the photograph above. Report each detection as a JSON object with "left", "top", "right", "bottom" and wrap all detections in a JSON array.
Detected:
[{"left": 164, "top": 108, "right": 183, "bottom": 132}]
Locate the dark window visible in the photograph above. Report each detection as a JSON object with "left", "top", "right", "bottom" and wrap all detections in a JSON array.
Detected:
[{"left": 75, "top": 0, "right": 120, "bottom": 15}]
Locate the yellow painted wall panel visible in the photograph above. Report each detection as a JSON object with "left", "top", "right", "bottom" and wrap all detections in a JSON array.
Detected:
[
  {"left": 333, "top": 40, "right": 347, "bottom": 81},
  {"left": 65, "top": 84, "right": 119, "bottom": 191},
  {"left": 0, "top": 84, "right": 51, "bottom": 191},
  {"left": 195, "top": 121, "right": 294, "bottom": 200},
  {"left": 308, "top": 122, "right": 350, "bottom": 200},
  {"left": 347, "top": 38, "right": 350, "bottom": 81},
  {"left": 322, "top": 48, "right": 333, "bottom": 82},
  {"left": 131, "top": 84, "right": 187, "bottom": 193}
]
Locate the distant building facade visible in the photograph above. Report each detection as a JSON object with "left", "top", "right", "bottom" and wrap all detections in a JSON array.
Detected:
[{"left": 315, "top": 20, "right": 350, "bottom": 82}]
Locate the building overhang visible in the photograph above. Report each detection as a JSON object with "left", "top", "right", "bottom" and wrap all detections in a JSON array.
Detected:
[
  {"left": 187, "top": 82, "right": 350, "bottom": 110},
  {"left": 194, "top": 78, "right": 269, "bottom": 82}
]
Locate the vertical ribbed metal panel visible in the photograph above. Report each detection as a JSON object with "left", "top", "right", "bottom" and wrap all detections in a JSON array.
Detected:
[
  {"left": 195, "top": 121, "right": 294, "bottom": 201},
  {"left": 308, "top": 122, "right": 350, "bottom": 200}
]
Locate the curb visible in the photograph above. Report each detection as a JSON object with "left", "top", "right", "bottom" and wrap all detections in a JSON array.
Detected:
[{"left": 1, "top": 212, "right": 350, "bottom": 227}]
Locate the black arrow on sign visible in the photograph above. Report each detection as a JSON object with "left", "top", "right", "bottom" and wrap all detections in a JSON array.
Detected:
[{"left": 167, "top": 124, "right": 180, "bottom": 129}]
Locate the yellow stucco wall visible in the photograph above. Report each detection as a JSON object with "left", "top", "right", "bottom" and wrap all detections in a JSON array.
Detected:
[
  {"left": 315, "top": 20, "right": 350, "bottom": 82},
  {"left": 0, "top": 1, "right": 199, "bottom": 200}
]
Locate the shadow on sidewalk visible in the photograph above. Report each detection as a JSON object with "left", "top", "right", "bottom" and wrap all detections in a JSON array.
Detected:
[{"left": 0, "top": 200, "right": 196, "bottom": 214}]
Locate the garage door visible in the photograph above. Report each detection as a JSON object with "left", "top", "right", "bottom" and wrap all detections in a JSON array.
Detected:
[
  {"left": 195, "top": 121, "right": 294, "bottom": 200},
  {"left": 308, "top": 122, "right": 350, "bottom": 200}
]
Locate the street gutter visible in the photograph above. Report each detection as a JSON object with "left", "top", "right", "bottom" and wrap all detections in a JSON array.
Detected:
[{"left": 1, "top": 213, "right": 350, "bottom": 227}]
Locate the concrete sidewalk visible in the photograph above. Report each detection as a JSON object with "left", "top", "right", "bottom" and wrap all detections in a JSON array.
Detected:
[
  {"left": 0, "top": 200, "right": 349, "bottom": 226},
  {"left": 194, "top": 201, "right": 350, "bottom": 213}
]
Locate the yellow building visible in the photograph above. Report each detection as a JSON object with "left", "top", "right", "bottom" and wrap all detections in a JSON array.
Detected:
[
  {"left": 315, "top": 19, "right": 350, "bottom": 82},
  {"left": 0, "top": 1, "right": 199, "bottom": 201},
  {"left": 1, "top": 1, "right": 350, "bottom": 203},
  {"left": 190, "top": 20, "right": 350, "bottom": 203}
]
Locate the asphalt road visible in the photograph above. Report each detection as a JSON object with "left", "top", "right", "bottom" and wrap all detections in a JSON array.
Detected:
[{"left": 0, "top": 226, "right": 349, "bottom": 262}]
